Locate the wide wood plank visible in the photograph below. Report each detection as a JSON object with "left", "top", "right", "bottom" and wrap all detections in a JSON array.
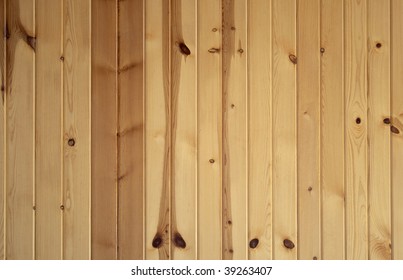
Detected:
[
  {"left": 344, "top": 0, "right": 368, "bottom": 260},
  {"left": 5, "top": 0, "right": 35, "bottom": 260},
  {"left": 197, "top": 0, "right": 222, "bottom": 260},
  {"left": 0, "top": 0, "right": 5, "bottom": 260},
  {"left": 272, "top": 0, "right": 297, "bottom": 260},
  {"left": 91, "top": 0, "right": 117, "bottom": 260},
  {"left": 247, "top": 0, "right": 272, "bottom": 260},
  {"left": 320, "top": 0, "right": 345, "bottom": 260},
  {"left": 171, "top": 0, "right": 197, "bottom": 260},
  {"left": 63, "top": 0, "right": 91, "bottom": 260},
  {"left": 35, "top": 0, "right": 62, "bottom": 260}
]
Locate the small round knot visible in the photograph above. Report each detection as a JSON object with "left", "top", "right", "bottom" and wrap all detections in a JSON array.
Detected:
[
  {"left": 209, "top": 159, "right": 215, "bottom": 164},
  {"left": 308, "top": 186, "right": 313, "bottom": 192},
  {"left": 283, "top": 239, "right": 295, "bottom": 249},
  {"left": 376, "top": 42, "right": 382, "bottom": 48},
  {"left": 320, "top": 48, "right": 325, "bottom": 53},
  {"left": 355, "top": 117, "right": 361, "bottom": 124},
  {"left": 383, "top": 118, "right": 391, "bottom": 124},
  {"left": 212, "top": 28, "right": 218, "bottom": 32},
  {"left": 249, "top": 238, "right": 259, "bottom": 249},
  {"left": 67, "top": 138, "right": 75, "bottom": 146},
  {"left": 152, "top": 235, "right": 163, "bottom": 248},
  {"left": 60, "top": 205, "right": 65, "bottom": 210}
]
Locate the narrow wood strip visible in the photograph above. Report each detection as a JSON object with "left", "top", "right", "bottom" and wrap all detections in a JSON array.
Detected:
[{"left": 0, "top": 0, "right": 5, "bottom": 260}]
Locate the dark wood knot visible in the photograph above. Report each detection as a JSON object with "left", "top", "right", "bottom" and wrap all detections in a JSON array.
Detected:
[
  {"left": 26, "top": 36, "right": 36, "bottom": 51},
  {"left": 249, "top": 238, "right": 259, "bottom": 249},
  {"left": 376, "top": 42, "right": 382, "bottom": 48},
  {"left": 208, "top": 48, "right": 220, "bottom": 53},
  {"left": 209, "top": 159, "right": 215, "bottom": 164},
  {"left": 355, "top": 117, "right": 361, "bottom": 124},
  {"left": 383, "top": 118, "right": 391, "bottom": 124},
  {"left": 179, "top": 42, "right": 191, "bottom": 56},
  {"left": 289, "top": 54, "right": 297, "bottom": 64},
  {"left": 313, "top": 256, "right": 318, "bottom": 260},
  {"left": 67, "top": 138, "right": 75, "bottom": 147},
  {"left": 173, "top": 233, "right": 186, "bottom": 249},
  {"left": 60, "top": 205, "right": 64, "bottom": 210},
  {"left": 152, "top": 235, "right": 163, "bottom": 248},
  {"left": 308, "top": 186, "right": 313, "bottom": 192},
  {"left": 391, "top": 125, "right": 400, "bottom": 134},
  {"left": 283, "top": 239, "right": 295, "bottom": 249},
  {"left": 320, "top": 48, "right": 325, "bottom": 53}
]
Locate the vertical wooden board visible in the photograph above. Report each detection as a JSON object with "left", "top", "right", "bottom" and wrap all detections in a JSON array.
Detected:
[
  {"left": 63, "top": 0, "right": 91, "bottom": 260},
  {"left": 197, "top": 0, "right": 222, "bottom": 260},
  {"left": 222, "top": 0, "right": 247, "bottom": 260},
  {"left": 171, "top": 0, "right": 196, "bottom": 260},
  {"left": 367, "top": 0, "right": 391, "bottom": 260},
  {"left": 297, "top": 0, "right": 320, "bottom": 260},
  {"left": 0, "top": 0, "right": 5, "bottom": 261},
  {"left": 5, "top": 0, "right": 35, "bottom": 260},
  {"left": 391, "top": 0, "right": 403, "bottom": 260},
  {"left": 272, "top": 0, "right": 297, "bottom": 260},
  {"left": 320, "top": 0, "right": 345, "bottom": 260},
  {"left": 91, "top": 0, "right": 117, "bottom": 260},
  {"left": 35, "top": 0, "right": 62, "bottom": 260},
  {"left": 145, "top": 0, "right": 170, "bottom": 260},
  {"left": 344, "top": 0, "right": 368, "bottom": 260},
  {"left": 248, "top": 0, "right": 272, "bottom": 260},
  {"left": 118, "top": 0, "right": 144, "bottom": 260}
]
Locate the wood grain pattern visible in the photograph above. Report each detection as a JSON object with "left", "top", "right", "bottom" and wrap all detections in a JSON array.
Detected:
[
  {"left": 367, "top": 0, "right": 391, "bottom": 260},
  {"left": 171, "top": 0, "right": 197, "bottom": 260},
  {"left": 272, "top": 0, "right": 297, "bottom": 260},
  {"left": 197, "top": 0, "right": 222, "bottom": 260},
  {"left": 63, "top": 0, "right": 91, "bottom": 260},
  {"left": 222, "top": 0, "right": 247, "bottom": 260},
  {"left": 320, "top": 0, "right": 345, "bottom": 260},
  {"left": 118, "top": 0, "right": 144, "bottom": 260},
  {"left": 391, "top": 0, "right": 403, "bottom": 260},
  {"left": 91, "top": 0, "right": 117, "bottom": 260},
  {"left": 247, "top": 0, "right": 272, "bottom": 260},
  {"left": 5, "top": 0, "right": 35, "bottom": 260},
  {"left": 35, "top": 0, "right": 62, "bottom": 260},
  {"left": 344, "top": 0, "right": 368, "bottom": 260},
  {"left": 297, "top": 0, "right": 320, "bottom": 260},
  {"left": 0, "top": 0, "right": 5, "bottom": 261}
]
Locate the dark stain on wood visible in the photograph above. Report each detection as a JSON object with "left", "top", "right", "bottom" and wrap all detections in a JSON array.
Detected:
[
  {"left": 391, "top": 125, "right": 400, "bottom": 134},
  {"left": 173, "top": 232, "right": 186, "bottom": 249},
  {"left": 152, "top": 235, "right": 163, "bottom": 248},
  {"left": 249, "top": 238, "right": 259, "bottom": 249},
  {"left": 383, "top": 118, "right": 391, "bottom": 124},
  {"left": 283, "top": 239, "right": 295, "bottom": 249},
  {"left": 178, "top": 42, "right": 191, "bottom": 56},
  {"left": 289, "top": 54, "right": 297, "bottom": 64},
  {"left": 4, "top": 24, "right": 10, "bottom": 39}
]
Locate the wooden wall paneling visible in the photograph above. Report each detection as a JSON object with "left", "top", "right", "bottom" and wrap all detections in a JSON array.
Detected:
[
  {"left": 391, "top": 0, "right": 403, "bottom": 260},
  {"left": 247, "top": 0, "right": 272, "bottom": 260},
  {"left": 145, "top": 0, "right": 170, "bottom": 260},
  {"left": 5, "top": 0, "right": 35, "bottom": 260},
  {"left": 35, "top": 0, "right": 62, "bottom": 260},
  {"left": 344, "top": 0, "right": 368, "bottom": 260},
  {"left": 171, "top": 0, "right": 197, "bottom": 260},
  {"left": 0, "top": 0, "right": 5, "bottom": 260},
  {"left": 297, "top": 0, "right": 320, "bottom": 260},
  {"left": 272, "top": 0, "right": 297, "bottom": 260},
  {"left": 91, "top": 0, "right": 117, "bottom": 260},
  {"left": 320, "top": 0, "right": 345, "bottom": 260},
  {"left": 197, "top": 0, "right": 222, "bottom": 260},
  {"left": 367, "top": 0, "right": 391, "bottom": 260},
  {"left": 222, "top": 0, "right": 247, "bottom": 260},
  {"left": 118, "top": 0, "right": 144, "bottom": 260},
  {"left": 63, "top": 0, "right": 91, "bottom": 260}
]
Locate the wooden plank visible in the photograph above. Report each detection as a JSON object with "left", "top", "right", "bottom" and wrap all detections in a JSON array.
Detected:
[
  {"left": 118, "top": 0, "right": 144, "bottom": 260},
  {"left": 197, "top": 0, "right": 222, "bottom": 260},
  {"left": 145, "top": 0, "right": 170, "bottom": 260},
  {"left": 0, "top": 0, "right": 4, "bottom": 261},
  {"left": 91, "top": 0, "right": 117, "bottom": 260},
  {"left": 272, "top": 0, "right": 297, "bottom": 260},
  {"left": 247, "top": 0, "right": 272, "bottom": 260},
  {"left": 320, "top": 0, "right": 345, "bottom": 260},
  {"left": 222, "top": 0, "right": 247, "bottom": 260},
  {"left": 5, "top": 0, "right": 35, "bottom": 260},
  {"left": 344, "top": 0, "right": 368, "bottom": 260},
  {"left": 367, "top": 0, "right": 391, "bottom": 260},
  {"left": 35, "top": 0, "right": 62, "bottom": 260},
  {"left": 391, "top": 0, "right": 403, "bottom": 260},
  {"left": 171, "top": 0, "right": 196, "bottom": 260},
  {"left": 297, "top": 0, "right": 320, "bottom": 260},
  {"left": 63, "top": 0, "right": 91, "bottom": 260}
]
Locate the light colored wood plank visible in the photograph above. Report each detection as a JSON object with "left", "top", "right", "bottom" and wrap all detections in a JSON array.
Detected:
[
  {"left": 367, "top": 0, "right": 391, "bottom": 260},
  {"left": 222, "top": 0, "right": 247, "bottom": 260},
  {"left": 344, "top": 0, "right": 368, "bottom": 260},
  {"left": 391, "top": 0, "right": 403, "bottom": 260},
  {"left": 118, "top": 0, "right": 144, "bottom": 260},
  {"left": 171, "top": 0, "right": 196, "bottom": 260},
  {"left": 35, "top": 0, "right": 62, "bottom": 260},
  {"left": 145, "top": 0, "right": 170, "bottom": 260},
  {"left": 197, "top": 0, "right": 222, "bottom": 260},
  {"left": 91, "top": 0, "right": 117, "bottom": 260},
  {"left": 297, "top": 0, "right": 320, "bottom": 260},
  {"left": 5, "top": 0, "right": 35, "bottom": 260},
  {"left": 0, "top": 0, "right": 5, "bottom": 261},
  {"left": 247, "top": 0, "right": 272, "bottom": 260},
  {"left": 272, "top": 0, "right": 297, "bottom": 260},
  {"left": 63, "top": 0, "right": 91, "bottom": 260},
  {"left": 320, "top": 0, "right": 345, "bottom": 260}
]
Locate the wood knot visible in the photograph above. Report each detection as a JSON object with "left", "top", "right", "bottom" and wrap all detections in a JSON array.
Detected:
[
  {"left": 0, "top": 85, "right": 4, "bottom": 92},
  {"left": 178, "top": 42, "right": 191, "bottom": 56},
  {"left": 26, "top": 36, "right": 36, "bottom": 51},
  {"left": 383, "top": 118, "right": 391, "bottom": 124},
  {"left": 229, "top": 249, "right": 234, "bottom": 253},
  {"left": 60, "top": 56, "right": 65, "bottom": 61},
  {"left": 67, "top": 138, "right": 75, "bottom": 146},
  {"left": 249, "top": 238, "right": 259, "bottom": 249},
  {"left": 283, "top": 239, "right": 295, "bottom": 249},
  {"left": 60, "top": 205, "right": 64, "bottom": 210},
  {"left": 320, "top": 48, "right": 325, "bottom": 53},
  {"left": 173, "top": 233, "right": 186, "bottom": 249},
  {"left": 227, "top": 220, "right": 232, "bottom": 225},
  {"left": 391, "top": 125, "right": 400, "bottom": 134},
  {"left": 289, "top": 54, "right": 297, "bottom": 64},
  {"left": 376, "top": 42, "right": 382, "bottom": 48},
  {"left": 209, "top": 159, "right": 215, "bottom": 164},
  {"left": 33, "top": 205, "right": 36, "bottom": 211},
  {"left": 308, "top": 186, "right": 313, "bottom": 192},
  {"left": 238, "top": 49, "right": 244, "bottom": 54},
  {"left": 208, "top": 48, "right": 220, "bottom": 53},
  {"left": 152, "top": 235, "right": 163, "bottom": 248},
  {"left": 4, "top": 24, "right": 10, "bottom": 39},
  {"left": 355, "top": 117, "right": 361, "bottom": 124},
  {"left": 313, "top": 256, "right": 318, "bottom": 260},
  {"left": 212, "top": 28, "right": 218, "bottom": 32}
]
